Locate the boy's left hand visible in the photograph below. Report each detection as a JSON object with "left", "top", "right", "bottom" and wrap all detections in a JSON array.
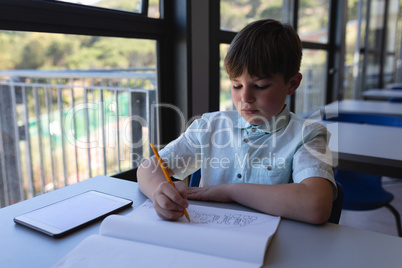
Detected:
[{"left": 187, "top": 184, "right": 233, "bottom": 203}]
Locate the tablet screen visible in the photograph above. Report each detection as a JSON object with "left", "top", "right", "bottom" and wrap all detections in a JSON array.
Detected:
[{"left": 14, "top": 191, "right": 133, "bottom": 237}]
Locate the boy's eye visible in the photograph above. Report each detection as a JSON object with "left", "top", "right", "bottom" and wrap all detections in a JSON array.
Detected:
[
  {"left": 231, "top": 84, "right": 270, "bottom": 90},
  {"left": 255, "top": 84, "right": 270, "bottom": 90}
]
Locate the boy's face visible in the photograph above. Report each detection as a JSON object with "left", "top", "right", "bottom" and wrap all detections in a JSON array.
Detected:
[{"left": 231, "top": 71, "right": 301, "bottom": 125}]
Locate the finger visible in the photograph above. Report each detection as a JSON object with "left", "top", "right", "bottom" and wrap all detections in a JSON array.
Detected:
[
  {"left": 154, "top": 192, "right": 186, "bottom": 212},
  {"left": 159, "top": 182, "right": 188, "bottom": 209},
  {"left": 155, "top": 209, "right": 184, "bottom": 221},
  {"left": 173, "top": 181, "right": 188, "bottom": 200},
  {"left": 152, "top": 196, "right": 184, "bottom": 221}
]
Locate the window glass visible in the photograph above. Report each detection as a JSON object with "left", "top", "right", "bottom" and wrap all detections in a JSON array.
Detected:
[
  {"left": 365, "top": 53, "right": 382, "bottom": 89},
  {"left": 367, "top": 0, "right": 385, "bottom": 52},
  {"left": 384, "top": 55, "right": 396, "bottom": 85},
  {"left": 344, "top": 0, "right": 400, "bottom": 97},
  {"left": 343, "top": 0, "right": 360, "bottom": 99},
  {"left": 383, "top": 0, "right": 399, "bottom": 85},
  {"left": 57, "top": 0, "right": 160, "bottom": 18},
  {"left": 296, "top": 49, "right": 327, "bottom": 115},
  {"left": 298, "top": 0, "right": 330, "bottom": 43},
  {"left": 0, "top": 31, "right": 156, "bottom": 197},
  {"left": 219, "top": 45, "right": 328, "bottom": 115},
  {"left": 393, "top": 0, "right": 402, "bottom": 83},
  {"left": 219, "top": 44, "right": 232, "bottom": 111},
  {"left": 220, "top": 0, "right": 285, "bottom": 32}
]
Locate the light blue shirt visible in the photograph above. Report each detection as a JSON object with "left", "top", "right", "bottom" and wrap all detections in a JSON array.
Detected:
[{"left": 159, "top": 105, "right": 335, "bottom": 189}]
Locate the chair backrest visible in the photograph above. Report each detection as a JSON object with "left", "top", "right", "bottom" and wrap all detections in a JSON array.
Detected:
[
  {"left": 190, "top": 169, "right": 201, "bottom": 187},
  {"left": 328, "top": 182, "right": 344, "bottom": 224},
  {"left": 190, "top": 169, "right": 344, "bottom": 224},
  {"left": 323, "top": 112, "right": 402, "bottom": 127},
  {"left": 389, "top": 97, "right": 402, "bottom": 103}
]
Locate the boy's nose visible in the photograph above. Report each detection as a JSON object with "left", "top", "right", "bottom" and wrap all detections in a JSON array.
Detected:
[{"left": 241, "top": 88, "right": 255, "bottom": 103}]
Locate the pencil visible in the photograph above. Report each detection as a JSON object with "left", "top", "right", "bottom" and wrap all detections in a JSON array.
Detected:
[{"left": 150, "top": 142, "right": 191, "bottom": 222}]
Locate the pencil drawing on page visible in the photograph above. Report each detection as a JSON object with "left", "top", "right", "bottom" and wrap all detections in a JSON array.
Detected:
[
  {"left": 139, "top": 199, "right": 277, "bottom": 229},
  {"left": 189, "top": 209, "right": 258, "bottom": 227}
]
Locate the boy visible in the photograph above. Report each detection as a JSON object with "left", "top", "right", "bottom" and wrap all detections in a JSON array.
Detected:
[{"left": 137, "top": 19, "right": 336, "bottom": 224}]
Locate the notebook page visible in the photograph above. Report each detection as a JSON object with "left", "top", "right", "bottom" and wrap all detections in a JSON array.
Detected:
[
  {"left": 99, "top": 199, "right": 280, "bottom": 264},
  {"left": 53, "top": 235, "right": 259, "bottom": 268}
]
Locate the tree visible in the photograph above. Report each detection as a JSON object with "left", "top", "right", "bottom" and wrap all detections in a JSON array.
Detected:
[{"left": 18, "top": 40, "right": 46, "bottom": 69}]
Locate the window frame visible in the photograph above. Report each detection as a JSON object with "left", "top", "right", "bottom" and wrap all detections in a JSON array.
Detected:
[
  {"left": 0, "top": 0, "right": 348, "bottom": 137},
  {"left": 210, "top": 0, "right": 346, "bottom": 113},
  {"left": 0, "top": 0, "right": 193, "bottom": 146}
]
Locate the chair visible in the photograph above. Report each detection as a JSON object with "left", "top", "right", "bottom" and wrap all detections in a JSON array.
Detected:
[
  {"left": 335, "top": 170, "right": 402, "bottom": 236},
  {"left": 385, "top": 85, "right": 402, "bottom": 102},
  {"left": 189, "top": 169, "right": 202, "bottom": 187},
  {"left": 328, "top": 182, "right": 344, "bottom": 224},
  {"left": 112, "top": 168, "right": 138, "bottom": 182},
  {"left": 389, "top": 97, "right": 402, "bottom": 103},
  {"left": 323, "top": 112, "right": 402, "bottom": 236},
  {"left": 189, "top": 170, "right": 344, "bottom": 224}
]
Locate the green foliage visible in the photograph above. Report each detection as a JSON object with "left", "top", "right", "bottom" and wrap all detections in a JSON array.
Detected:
[
  {"left": 0, "top": 32, "right": 22, "bottom": 69},
  {"left": 220, "top": 0, "right": 285, "bottom": 31},
  {"left": 0, "top": 31, "right": 156, "bottom": 71},
  {"left": 348, "top": 0, "right": 360, "bottom": 21},
  {"left": 0, "top": 0, "right": 160, "bottom": 71},
  {"left": 260, "top": 5, "right": 283, "bottom": 21},
  {"left": 97, "top": 0, "right": 141, "bottom": 12}
]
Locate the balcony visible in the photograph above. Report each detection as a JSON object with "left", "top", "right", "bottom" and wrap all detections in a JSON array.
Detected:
[{"left": 0, "top": 69, "right": 157, "bottom": 207}]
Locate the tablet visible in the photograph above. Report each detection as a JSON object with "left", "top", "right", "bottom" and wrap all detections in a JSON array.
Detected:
[{"left": 14, "top": 190, "right": 133, "bottom": 238}]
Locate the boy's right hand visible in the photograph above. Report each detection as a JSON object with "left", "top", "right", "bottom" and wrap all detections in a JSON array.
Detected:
[{"left": 151, "top": 180, "right": 189, "bottom": 221}]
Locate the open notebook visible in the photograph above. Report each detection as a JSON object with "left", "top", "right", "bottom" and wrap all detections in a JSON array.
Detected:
[{"left": 54, "top": 199, "right": 281, "bottom": 268}]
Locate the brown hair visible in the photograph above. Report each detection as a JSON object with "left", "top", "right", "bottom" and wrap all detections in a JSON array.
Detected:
[{"left": 224, "top": 19, "right": 302, "bottom": 83}]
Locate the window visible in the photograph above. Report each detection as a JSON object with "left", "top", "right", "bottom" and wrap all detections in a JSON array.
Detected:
[
  {"left": 0, "top": 31, "right": 156, "bottom": 197},
  {"left": 297, "top": 50, "right": 328, "bottom": 114},
  {"left": 219, "top": 44, "right": 231, "bottom": 111},
  {"left": 344, "top": 0, "right": 401, "bottom": 98},
  {"left": 0, "top": 0, "right": 168, "bottom": 207},
  {"left": 298, "top": 0, "right": 330, "bottom": 44},
  {"left": 218, "top": 0, "right": 340, "bottom": 115},
  {"left": 220, "top": 0, "right": 285, "bottom": 32}
]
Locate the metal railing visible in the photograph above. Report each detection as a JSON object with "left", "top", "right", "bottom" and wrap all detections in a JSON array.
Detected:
[{"left": 0, "top": 69, "right": 157, "bottom": 207}]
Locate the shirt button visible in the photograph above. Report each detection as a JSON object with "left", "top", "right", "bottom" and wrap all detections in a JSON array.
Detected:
[
  {"left": 243, "top": 138, "right": 249, "bottom": 143},
  {"left": 237, "top": 173, "right": 242, "bottom": 179},
  {"left": 267, "top": 166, "right": 272, "bottom": 170},
  {"left": 251, "top": 128, "right": 257, "bottom": 132}
]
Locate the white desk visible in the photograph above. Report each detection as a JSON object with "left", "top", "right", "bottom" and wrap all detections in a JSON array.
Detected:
[
  {"left": 323, "top": 121, "right": 402, "bottom": 178},
  {"left": 386, "top": 83, "right": 402, "bottom": 89},
  {"left": 2, "top": 175, "right": 402, "bottom": 268},
  {"left": 362, "top": 89, "right": 402, "bottom": 100},
  {"left": 325, "top": 99, "right": 402, "bottom": 117}
]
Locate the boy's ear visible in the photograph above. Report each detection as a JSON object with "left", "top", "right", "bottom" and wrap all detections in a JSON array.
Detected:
[{"left": 287, "top": 73, "right": 302, "bottom": 95}]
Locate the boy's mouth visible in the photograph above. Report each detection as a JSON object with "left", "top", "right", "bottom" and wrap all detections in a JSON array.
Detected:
[{"left": 242, "top": 109, "right": 258, "bottom": 115}]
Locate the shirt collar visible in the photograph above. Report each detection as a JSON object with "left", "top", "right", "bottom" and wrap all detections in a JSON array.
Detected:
[{"left": 236, "top": 105, "right": 290, "bottom": 133}]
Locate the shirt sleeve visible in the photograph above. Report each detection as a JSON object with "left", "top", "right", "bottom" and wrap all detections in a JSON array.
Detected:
[
  {"left": 292, "top": 135, "right": 337, "bottom": 199},
  {"left": 157, "top": 116, "right": 209, "bottom": 180}
]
